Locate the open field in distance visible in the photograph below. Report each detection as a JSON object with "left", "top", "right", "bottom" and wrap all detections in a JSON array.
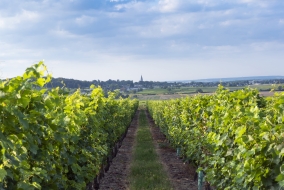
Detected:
[{"left": 131, "top": 84, "right": 282, "bottom": 100}]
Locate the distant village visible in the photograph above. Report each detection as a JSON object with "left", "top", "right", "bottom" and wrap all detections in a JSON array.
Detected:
[{"left": 46, "top": 76, "right": 284, "bottom": 95}]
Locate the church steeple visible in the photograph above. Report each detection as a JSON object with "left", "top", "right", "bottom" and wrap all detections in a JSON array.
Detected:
[{"left": 140, "top": 75, "right": 143, "bottom": 82}]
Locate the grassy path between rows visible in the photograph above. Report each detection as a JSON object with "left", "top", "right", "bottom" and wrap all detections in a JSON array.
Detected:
[{"left": 129, "top": 109, "right": 172, "bottom": 190}]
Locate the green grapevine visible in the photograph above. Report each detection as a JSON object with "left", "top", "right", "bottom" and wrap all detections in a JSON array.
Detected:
[
  {"left": 147, "top": 85, "right": 284, "bottom": 189},
  {"left": 0, "top": 62, "right": 138, "bottom": 189}
]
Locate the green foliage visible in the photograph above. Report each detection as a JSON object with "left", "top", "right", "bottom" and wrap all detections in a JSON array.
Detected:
[
  {"left": 147, "top": 85, "right": 284, "bottom": 189},
  {"left": 0, "top": 62, "right": 138, "bottom": 189}
]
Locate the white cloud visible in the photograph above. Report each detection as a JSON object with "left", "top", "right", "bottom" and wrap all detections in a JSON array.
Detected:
[
  {"left": 250, "top": 41, "right": 284, "bottom": 52},
  {"left": 202, "top": 45, "right": 240, "bottom": 52},
  {"left": 114, "top": 1, "right": 152, "bottom": 13},
  {"left": 49, "top": 28, "right": 79, "bottom": 38},
  {"left": 158, "top": 0, "right": 181, "bottom": 13},
  {"left": 238, "top": 0, "right": 270, "bottom": 7},
  {"left": 0, "top": 0, "right": 283, "bottom": 81},
  {"left": 75, "top": 15, "right": 96, "bottom": 26},
  {"left": 220, "top": 19, "right": 242, "bottom": 26},
  {"left": 0, "top": 9, "right": 39, "bottom": 29},
  {"left": 137, "top": 13, "right": 195, "bottom": 38}
]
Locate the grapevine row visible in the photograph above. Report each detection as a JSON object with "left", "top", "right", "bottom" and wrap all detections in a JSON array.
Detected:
[
  {"left": 147, "top": 86, "right": 284, "bottom": 189},
  {"left": 0, "top": 62, "right": 138, "bottom": 189}
]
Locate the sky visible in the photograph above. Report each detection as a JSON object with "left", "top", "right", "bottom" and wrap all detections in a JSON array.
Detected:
[{"left": 0, "top": 0, "right": 284, "bottom": 82}]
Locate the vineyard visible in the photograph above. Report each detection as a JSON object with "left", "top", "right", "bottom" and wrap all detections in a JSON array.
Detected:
[
  {"left": 0, "top": 62, "right": 138, "bottom": 189},
  {"left": 1, "top": 62, "right": 284, "bottom": 190},
  {"left": 147, "top": 86, "right": 284, "bottom": 189}
]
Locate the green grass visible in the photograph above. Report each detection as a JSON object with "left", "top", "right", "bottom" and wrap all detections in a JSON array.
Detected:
[
  {"left": 136, "top": 87, "right": 217, "bottom": 95},
  {"left": 131, "top": 84, "right": 284, "bottom": 100},
  {"left": 139, "top": 101, "right": 146, "bottom": 108},
  {"left": 137, "top": 88, "right": 168, "bottom": 95},
  {"left": 135, "top": 84, "right": 284, "bottom": 96},
  {"left": 129, "top": 110, "right": 172, "bottom": 190}
]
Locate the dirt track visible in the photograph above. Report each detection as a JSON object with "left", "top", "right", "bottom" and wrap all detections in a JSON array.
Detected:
[
  {"left": 99, "top": 111, "right": 139, "bottom": 190},
  {"left": 146, "top": 110, "right": 199, "bottom": 190},
  {"left": 98, "top": 109, "right": 200, "bottom": 190}
]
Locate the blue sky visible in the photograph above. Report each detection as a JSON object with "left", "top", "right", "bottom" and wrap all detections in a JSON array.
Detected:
[{"left": 0, "top": 0, "right": 284, "bottom": 81}]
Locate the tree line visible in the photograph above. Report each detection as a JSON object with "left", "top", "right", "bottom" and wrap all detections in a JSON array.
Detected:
[{"left": 43, "top": 77, "right": 284, "bottom": 92}]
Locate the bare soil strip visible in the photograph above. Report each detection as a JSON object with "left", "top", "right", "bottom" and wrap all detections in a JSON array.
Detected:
[
  {"left": 146, "top": 110, "right": 199, "bottom": 190},
  {"left": 99, "top": 110, "right": 139, "bottom": 190}
]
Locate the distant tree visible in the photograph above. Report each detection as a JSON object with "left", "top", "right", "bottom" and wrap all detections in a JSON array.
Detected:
[
  {"left": 278, "top": 86, "right": 283, "bottom": 91},
  {"left": 121, "top": 94, "right": 129, "bottom": 99},
  {"left": 196, "top": 88, "right": 203, "bottom": 93}
]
